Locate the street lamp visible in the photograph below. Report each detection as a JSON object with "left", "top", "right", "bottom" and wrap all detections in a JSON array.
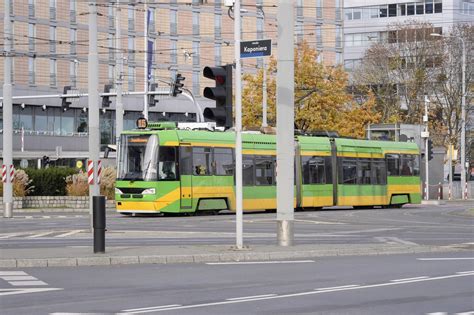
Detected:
[{"left": 431, "top": 32, "right": 467, "bottom": 199}]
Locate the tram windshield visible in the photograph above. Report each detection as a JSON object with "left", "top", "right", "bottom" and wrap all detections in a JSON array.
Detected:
[{"left": 117, "top": 134, "right": 159, "bottom": 181}]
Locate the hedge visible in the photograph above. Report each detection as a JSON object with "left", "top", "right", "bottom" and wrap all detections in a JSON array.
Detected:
[{"left": 25, "top": 167, "right": 77, "bottom": 196}]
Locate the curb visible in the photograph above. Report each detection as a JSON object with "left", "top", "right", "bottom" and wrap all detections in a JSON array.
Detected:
[{"left": 0, "top": 246, "right": 465, "bottom": 268}]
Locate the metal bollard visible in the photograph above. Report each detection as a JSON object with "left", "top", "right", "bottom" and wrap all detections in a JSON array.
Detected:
[
  {"left": 3, "top": 202, "right": 13, "bottom": 218},
  {"left": 93, "top": 196, "right": 106, "bottom": 253}
]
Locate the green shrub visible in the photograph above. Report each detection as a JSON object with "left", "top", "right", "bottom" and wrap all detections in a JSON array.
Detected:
[
  {"left": 25, "top": 167, "right": 77, "bottom": 196},
  {"left": 65, "top": 167, "right": 116, "bottom": 200}
]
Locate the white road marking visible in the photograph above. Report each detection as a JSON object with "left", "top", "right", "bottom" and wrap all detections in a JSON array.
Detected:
[
  {"left": 119, "top": 272, "right": 473, "bottom": 313},
  {"left": 391, "top": 276, "right": 428, "bottom": 282},
  {"left": 315, "top": 285, "right": 360, "bottom": 291},
  {"left": 0, "top": 288, "right": 62, "bottom": 296},
  {"left": 206, "top": 260, "right": 315, "bottom": 265},
  {"left": 456, "top": 312, "right": 474, "bottom": 315},
  {"left": 418, "top": 257, "right": 474, "bottom": 261},
  {"left": 1, "top": 276, "right": 37, "bottom": 281},
  {"left": 375, "top": 237, "right": 418, "bottom": 245},
  {"left": 122, "top": 304, "right": 182, "bottom": 313},
  {"left": 227, "top": 294, "right": 277, "bottom": 301},
  {"left": 456, "top": 271, "right": 474, "bottom": 275},
  {"left": 55, "top": 230, "right": 83, "bottom": 238},
  {"left": 9, "top": 280, "right": 48, "bottom": 286},
  {"left": 27, "top": 232, "right": 54, "bottom": 238},
  {"left": 0, "top": 233, "right": 27, "bottom": 239},
  {"left": 426, "top": 313, "right": 447, "bottom": 315},
  {"left": 0, "top": 271, "right": 27, "bottom": 276}
]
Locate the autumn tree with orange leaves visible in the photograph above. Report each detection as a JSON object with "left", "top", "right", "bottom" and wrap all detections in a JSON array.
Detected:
[{"left": 242, "top": 41, "right": 380, "bottom": 138}]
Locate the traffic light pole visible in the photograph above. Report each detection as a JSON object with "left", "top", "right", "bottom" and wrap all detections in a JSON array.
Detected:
[
  {"left": 3, "top": 0, "right": 14, "bottom": 218},
  {"left": 234, "top": 0, "right": 244, "bottom": 250},
  {"left": 115, "top": 0, "right": 124, "bottom": 145},
  {"left": 276, "top": 0, "right": 295, "bottom": 246}
]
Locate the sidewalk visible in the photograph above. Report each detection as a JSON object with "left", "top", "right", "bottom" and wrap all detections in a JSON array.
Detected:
[{"left": 0, "top": 242, "right": 466, "bottom": 268}]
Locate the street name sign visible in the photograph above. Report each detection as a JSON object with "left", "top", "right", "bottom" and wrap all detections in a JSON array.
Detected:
[{"left": 240, "top": 39, "right": 272, "bottom": 59}]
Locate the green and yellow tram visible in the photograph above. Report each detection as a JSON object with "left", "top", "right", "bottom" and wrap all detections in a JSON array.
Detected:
[{"left": 115, "top": 122, "right": 421, "bottom": 215}]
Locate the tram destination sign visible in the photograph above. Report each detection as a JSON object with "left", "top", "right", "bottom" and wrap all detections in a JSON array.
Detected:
[{"left": 240, "top": 39, "right": 272, "bottom": 59}]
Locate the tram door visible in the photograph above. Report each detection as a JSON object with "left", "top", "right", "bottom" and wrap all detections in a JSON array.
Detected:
[{"left": 179, "top": 146, "right": 193, "bottom": 209}]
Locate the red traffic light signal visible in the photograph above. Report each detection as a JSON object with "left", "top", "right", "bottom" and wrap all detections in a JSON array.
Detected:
[{"left": 203, "top": 65, "right": 233, "bottom": 128}]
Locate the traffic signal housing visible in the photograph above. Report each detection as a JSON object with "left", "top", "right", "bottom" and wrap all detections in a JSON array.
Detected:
[
  {"left": 427, "top": 139, "right": 434, "bottom": 161},
  {"left": 172, "top": 73, "right": 185, "bottom": 97},
  {"left": 61, "top": 86, "right": 73, "bottom": 111},
  {"left": 102, "top": 84, "right": 113, "bottom": 107},
  {"left": 148, "top": 83, "right": 159, "bottom": 107},
  {"left": 202, "top": 64, "right": 233, "bottom": 128}
]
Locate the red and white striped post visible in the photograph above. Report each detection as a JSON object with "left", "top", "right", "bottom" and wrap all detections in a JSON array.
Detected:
[
  {"left": 97, "top": 160, "right": 102, "bottom": 185},
  {"left": 1, "top": 165, "right": 7, "bottom": 183},
  {"left": 464, "top": 182, "right": 468, "bottom": 200},
  {"left": 87, "top": 160, "right": 94, "bottom": 185},
  {"left": 9, "top": 165, "right": 15, "bottom": 183}
]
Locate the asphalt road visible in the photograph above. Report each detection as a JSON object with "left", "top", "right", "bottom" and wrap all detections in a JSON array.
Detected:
[
  {"left": 0, "top": 203, "right": 473, "bottom": 249},
  {"left": 1, "top": 252, "right": 473, "bottom": 315}
]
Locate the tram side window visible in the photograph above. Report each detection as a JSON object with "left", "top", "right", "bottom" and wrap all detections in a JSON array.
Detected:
[
  {"left": 359, "top": 160, "right": 372, "bottom": 184},
  {"left": 386, "top": 154, "right": 400, "bottom": 176},
  {"left": 158, "top": 146, "right": 177, "bottom": 180},
  {"left": 179, "top": 146, "right": 192, "bottom": 175},
  {"left": 255, "top": 156, "right": 274, "bottom": 185},
  {"left": 243, "top": 155, "right": 254, "bottom": 186},
  {"left": 372, "top": 160, "right": 387, "bottom": 185},
  {"left": 302, "top": 156, "right": 325, "bottom": 184},
  {"left": 341, "top": 159, "right": 358, "bottom": 184},
  {"left": 193, "top": 147, "right": 212, "bottom": 175},
  {"left": 214, "top": 148, "right": 234, "bottom": 176},
  {"left": 400, "top": 154, "right": 419, "bottom": 176}
]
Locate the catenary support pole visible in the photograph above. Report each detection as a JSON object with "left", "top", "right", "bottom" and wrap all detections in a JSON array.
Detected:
[
  {"left": 115, "top": 0, "right": 124, "bottom": 145},
  {"left": 460, "top": 37, "right": 466, "bottom": 200},
  {"left": 262, "top": 60, "right": 268, "bottom": 128},
  {"left": 3, "top": 0, "right": 13, "bottom": 218},
  {"left": 276, "top": 0, "right": 295, "bottom": 246},
  {"left": 424, "top": 96, "right": 429, "bottom": 201},
  {"left": 235, "top": 0, "right": 244, "bottom": 249},
  {"left": 88, "top": 1, "right": 100, "bottom": 229},
  {"left": 143, "top": 1, "right": 149, "bottom": 120}
]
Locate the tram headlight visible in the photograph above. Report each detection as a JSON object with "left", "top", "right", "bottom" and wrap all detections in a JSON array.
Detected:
[
  {"left": 142, "top": 188, "right": 156, "bottom": 195},
  {"left": 115, "top": 188, "right": 123, "bottom": 194}
]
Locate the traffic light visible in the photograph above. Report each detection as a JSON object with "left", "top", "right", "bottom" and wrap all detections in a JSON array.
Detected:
[
  {"left": 42, "top": 155, "right": 50, "bottom": 168},
  {"left": 61, "top": 86, "right": 72, "bottom": 111},
  {"left": 172, "top": 73, "right": 185, "bottom": 97},
  {"left": 427, "top": 139, "right": 434, "bottom": 161},
  {"left": 148, "top": 83, "right": 159, "bottom": 107},
  {"left": 102, "top": 84, "right": 113, "bottom": 107},
  {"left": 202, "top": 64, "right": 233, "bottom": 128}
]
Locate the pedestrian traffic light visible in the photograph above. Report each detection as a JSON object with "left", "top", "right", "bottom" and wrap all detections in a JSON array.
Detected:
[
  {"left": 61, "top": 86, "right": 73, "bottom": 111},
  {"left": 172, "top": 73, "right": 185, "bottom": 97},
  {"left": 427, "top": 139, "right": 434, "bottom": 161},
  {"left": 102, "top": 84, "right": 113, "bottom": 107},
  {"left": 42, "top": 155, "right": 50, "bottom": 168},
  {"left": 148, "top": 83, "right": 159, "bottom": 107},
  {"left": 202, "top": 64, "right": 233, "bottom": 128}
]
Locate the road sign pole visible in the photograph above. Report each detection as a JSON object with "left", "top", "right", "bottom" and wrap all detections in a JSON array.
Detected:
[
  {"left": 276, "top": 0, "right": 295, "bottom": 246},
  {"left": 235, "top": 0, "right": 244, "bottom": 250},
  {"left": 3, "top": 0, "right": 13, "bottom": 218}
]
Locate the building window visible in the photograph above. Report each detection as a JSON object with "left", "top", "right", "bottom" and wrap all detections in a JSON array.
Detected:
[
  {"left": 425, "top": 0, "right": 433, "bottom": 14},
  {"left": 128, "top": 5, "right": 135, "bottom": 32},
  {"left": 70, "top": 29, "right": 77, "bottom": 55},
  {"left": 50, "top": 59, "right": 57, "bottom": 87},
  {"left": 128, "top": 36, "right": 135, "bottom": 64},
  {"left": 370, "top": 6, "right": 379, "bottom": 18},
  {"left": 50, "top": 0, "right": 57, "bottom": 20},
  {"left": 407, "top": 3, "right": 415, "bottom": 15},
  {"left": 379, "top": 5, "right": 388, "bottom": 17},
  {"left": 148, "top": 7, "right": 156, "bottom": 34},
  {"left": 128, "top": 66, "right": 135, "bottom": 91},
  {"left": 345, "top": 8, "right": 352, "bottom": 20},
  {"left": 70, "top": 0, "right": 77, "bottom": 23},
  {"left": 316, "top": 0, "right": 323, "bottom": 18},
  {"left": 416, "top": 2, "right": 424, "bottom": 14},
  {"left": 388, "top": 4, "right": 397, "bottom": 16},
  {"left": 49, "top": 26, "right": 56, "bottom": 53},
  {"left": 28, "top": 0, "right": 35, "bottom": 18},
  {"left": 398, "top": 3, "right": 406, "bottom": 15},
  {"left": 434, "top": 0, "right": 442, "bottom": 13},
  {"left": 28, "top": 57, "right": 36, "bottom": 85},
  {"left": 28, "top": 23, "right": 35, "bottom": 51},
  {"left": 108, "top": 5, "right": 115, "bottom": 29},
  {"left": 336, "top": 26, "right": 342, "bottom": 48}
]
